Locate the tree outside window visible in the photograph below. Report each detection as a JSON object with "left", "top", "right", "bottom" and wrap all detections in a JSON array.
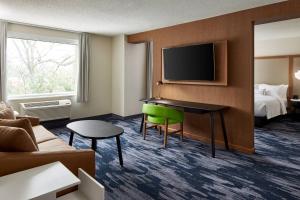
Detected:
[{"left": 6, "top": 38, "right": 77, "bottom": 98}]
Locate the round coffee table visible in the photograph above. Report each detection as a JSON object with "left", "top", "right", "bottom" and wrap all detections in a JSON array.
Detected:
[{"left": 66, "top": 120, "right": 124, "bottom": 166}]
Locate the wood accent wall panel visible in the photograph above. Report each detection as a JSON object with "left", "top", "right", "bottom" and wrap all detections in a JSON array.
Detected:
[{"left": 128, "top": 0, "right": 300, "bottom": 153}]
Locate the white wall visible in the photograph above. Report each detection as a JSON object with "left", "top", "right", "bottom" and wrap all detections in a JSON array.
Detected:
[
  {"left": 111, "top": 35, "right": 125, "bottom": 116},
  {"left": 71, "top": 34, "right": 112, "bottom": 119},
  {"left": 111, "top": 35, "right": 146, "bottom": 117},
  {"left": 255, "top": 37, "right": 300, "bottom": 57},
  {"left": 7, "top": 24, "right": 113, "bottom": 119},
  {"left": 124, "top": 42, "right": 146, "bottom": 116}
]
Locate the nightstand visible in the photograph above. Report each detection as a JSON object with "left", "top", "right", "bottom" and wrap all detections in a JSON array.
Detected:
[{"left": 290, "top": 99, "right": 300, "bottom": 121}]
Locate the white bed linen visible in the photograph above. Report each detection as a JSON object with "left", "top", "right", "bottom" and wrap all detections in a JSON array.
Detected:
[{"left": 255, "top": 93, "right": 287, "bottom": 119}]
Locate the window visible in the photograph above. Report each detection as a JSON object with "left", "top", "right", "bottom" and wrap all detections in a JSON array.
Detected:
[{"left": 6, "top": 36, "right": 78, "bottom": 99}]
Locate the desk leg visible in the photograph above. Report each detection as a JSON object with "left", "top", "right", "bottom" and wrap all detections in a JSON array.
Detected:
[
  {"left": 220, "top": 111, "right": 229, "bottom": 150},
  {"left": 69, "top": 131, "right": 74, "bottom": 146},
  {"left": 210, "top": 112, "right": 215, "bottom": 158},
  {"left": 140, "top": 115, "right": 144, "bottom": 133},
  {"left": 116, "top": 136, "right": 123, "bottom": 167}
]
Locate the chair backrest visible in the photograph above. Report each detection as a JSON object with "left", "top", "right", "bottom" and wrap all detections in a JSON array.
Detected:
[{"left": 142, "top": 104, "right": 184, "bottom": 122}]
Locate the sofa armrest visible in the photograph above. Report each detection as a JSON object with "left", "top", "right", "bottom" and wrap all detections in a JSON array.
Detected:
[
  {"left": 16, "top": 116, "right": 40, "bottom": 126},
  {"left": 0, "top": 150, "right": 95, "bottom": 177}
]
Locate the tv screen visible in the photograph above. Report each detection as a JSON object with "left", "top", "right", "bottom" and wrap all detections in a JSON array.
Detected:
[{"left": 163, "top": 43, "right": 215, "bottom": 81}]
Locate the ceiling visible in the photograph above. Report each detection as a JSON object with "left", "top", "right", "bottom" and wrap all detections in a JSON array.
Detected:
[
  {"left": 0, "top": 0, "right": 285, "bottom": 35},
  {"left": 255, "top": 18, "right": 300, "bottom": 41}
]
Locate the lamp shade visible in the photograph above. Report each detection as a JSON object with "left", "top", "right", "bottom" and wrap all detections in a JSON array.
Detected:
[{"left": 295, "top": 70, "right": 300, "bottom": 80}]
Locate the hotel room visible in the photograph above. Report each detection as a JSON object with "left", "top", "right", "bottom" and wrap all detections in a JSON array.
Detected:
[
  {"left": 254, "top": 19, "right": 300, "bottom": 125},
  {"left": 0, "top": 0, "right": 299, "bottom": 200}
]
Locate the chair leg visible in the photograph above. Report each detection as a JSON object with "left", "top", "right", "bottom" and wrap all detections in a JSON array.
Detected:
[
  {"left": 163, "top": 120, "right": 168, "bottom": 148},
  {"left": 180, "top": 122, "right": 183, "bottom": 141},
  {"left": 159, "top": 126, "right": 162, "bottom": 135},
  {"left": 143, "top": 122, "right": 147, "bottom": 140},
  {"left": 143, "top": 115, "right": 147, "bottom": 140}
]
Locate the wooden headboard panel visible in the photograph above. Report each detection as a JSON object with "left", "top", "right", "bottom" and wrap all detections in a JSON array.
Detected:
[
  {"left": 255, "top": 55, "right": 300, "bottom": 99},
  {"left": 254, "top": 58, "right": 288, "bottom": 85}
]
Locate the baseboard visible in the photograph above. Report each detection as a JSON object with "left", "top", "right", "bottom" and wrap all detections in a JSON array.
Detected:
[
  {"left": 43, "top": 113, "right": 255, "bottom": 154},
  {"left": 125, "top": 115, "right": 254, "bottom": 154},
  {"left": 111, "top": 113, "right": 143, "bottom": 120},
  {"left": 71, "top": 113, "right": 113, "bottom": 121},
  {"left": 169, "top": 128, "right": 255, "bottom": 154},
  {"left": 42, "top": 113, "right": 114, "bottom": 129},
  {"left": 41, "top": 118, "right": 71, "bottom": 129},
  {"left": 43, "top": 113, "right": 143, "bottom": 129}
]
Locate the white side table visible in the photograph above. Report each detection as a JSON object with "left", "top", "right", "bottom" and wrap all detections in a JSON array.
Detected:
[
  {"left": 57, "top": 168, "right": 105, "bottom": 200},
  {"left": 0, "top": 162, "right": 104, "bottom": 200}
]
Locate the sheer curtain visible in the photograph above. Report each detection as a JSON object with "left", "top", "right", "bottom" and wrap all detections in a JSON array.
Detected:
[
  {"left": 0, "top": 21, "right": 7, "bottom": 102},
  {"left": 146, "top": 41, "right": 153, "bottom": 98},
  {"left": 77, "top": 32, "right": 90, "bottom": 103}
]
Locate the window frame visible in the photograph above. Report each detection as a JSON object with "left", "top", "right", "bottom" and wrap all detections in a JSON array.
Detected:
[{"left": 6, "top": 31, "right": 79, "bottom": 100}]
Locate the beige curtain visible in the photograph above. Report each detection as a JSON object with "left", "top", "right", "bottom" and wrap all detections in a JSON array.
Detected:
[
  {"left": 146, "top": 41, "right": 153, "bottom": 98},
  {"left": 0, "top": 21, "right": 7, "bottom": 102},
  {"left": 77, "top": 32, "right": 90, "bottom": 103}
]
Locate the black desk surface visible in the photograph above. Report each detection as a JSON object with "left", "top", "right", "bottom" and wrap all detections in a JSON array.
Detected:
[{"left": 141, "top": 98, "right": 229, "bottom": 112}]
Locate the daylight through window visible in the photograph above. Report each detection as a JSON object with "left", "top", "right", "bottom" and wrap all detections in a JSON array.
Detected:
[{"left": 6, "top": 37, "right": 78, "bottom": 99}]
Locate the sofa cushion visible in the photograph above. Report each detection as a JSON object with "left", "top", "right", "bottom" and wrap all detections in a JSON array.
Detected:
[
  {"left": 0, "top": 119, "right": 38, "bottom": 149},
  {"left": 0, "top": 126, "right": 38, "bottom": 152},
  {"left": 17, "top": 116, "right": 40, "bottom": 126},
  {"left": 0, "top": 101, "right": 7, "bottom": 110},
  {"left": 0, "top": 102, "right": 15, "bottom": 119},
  {"left": 0, "top": 107, "right": 14, "bottom": 119},
  {"left": 38, "top": 138, "right": 75, "bottom": 151},
  {"left": 32, "top": 125, "right": 57, "bottom": 144}
]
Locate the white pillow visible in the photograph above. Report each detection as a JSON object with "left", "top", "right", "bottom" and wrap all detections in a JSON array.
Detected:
[
  {"left": 255, "top": 88, "right": 267, "bottom": 95},
  {"left": 259, "top": 84, "right": 288, "bottom": 100},
  {"left": 0, "top": 101, "right": 7, "bottom": 111}
]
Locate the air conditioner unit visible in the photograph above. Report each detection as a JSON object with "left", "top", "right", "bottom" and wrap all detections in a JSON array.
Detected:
[{"left": 20, "top": 99, "right": 71, "bottom": 122}]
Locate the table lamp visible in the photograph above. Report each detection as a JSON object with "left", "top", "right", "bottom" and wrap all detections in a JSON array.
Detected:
[{"left": 295, "top": 70, "right": 300, "bottom": 80}]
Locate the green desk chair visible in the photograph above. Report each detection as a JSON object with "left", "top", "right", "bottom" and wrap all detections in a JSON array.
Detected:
[{"left": 142, "top": 104, "right": 184, "bottom": 147}]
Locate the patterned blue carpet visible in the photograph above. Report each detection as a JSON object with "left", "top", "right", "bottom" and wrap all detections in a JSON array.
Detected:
[{"left": 51, "top": 116, "right": 300, "bottom": 200}]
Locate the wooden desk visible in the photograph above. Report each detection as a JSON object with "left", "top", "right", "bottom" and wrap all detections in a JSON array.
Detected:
[{"left": 140, "top": 98, "right": 230, "bottom": 157}]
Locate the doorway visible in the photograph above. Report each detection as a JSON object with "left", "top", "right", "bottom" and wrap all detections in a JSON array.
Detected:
[{"left": 253, "top": 18, "right": 300, "bottom": 149}]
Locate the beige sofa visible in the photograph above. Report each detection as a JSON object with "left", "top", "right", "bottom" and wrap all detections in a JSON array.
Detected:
[{"left": 0, "top": 117, "right": 95, "bottom": 196}]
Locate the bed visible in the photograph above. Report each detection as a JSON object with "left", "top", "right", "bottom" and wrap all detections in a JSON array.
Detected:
[{"left": 254, "top": 84, "right": 288, "bottom": 126}]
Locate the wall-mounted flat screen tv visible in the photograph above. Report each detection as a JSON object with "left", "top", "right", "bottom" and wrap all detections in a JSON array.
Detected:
[{"left": 163, "top": 43, "right": 215, "bottom": 81}]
